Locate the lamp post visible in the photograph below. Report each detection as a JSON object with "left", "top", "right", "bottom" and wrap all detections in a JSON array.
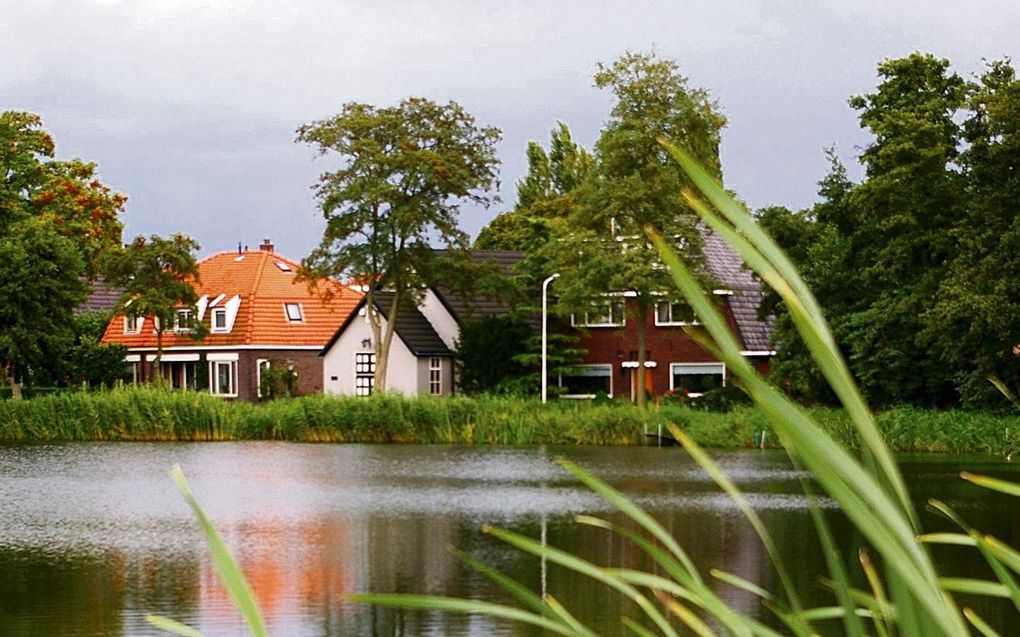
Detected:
[{"left": 541, "top": 273, "right": 560, "bottom": 404}]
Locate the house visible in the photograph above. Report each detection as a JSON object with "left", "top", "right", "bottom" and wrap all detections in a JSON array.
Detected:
[
  {"left": 101, "top": 239, "right": 362, "bottom": 400},
  {"left": 319, "top": 251, "right": 525, "bottom": 396},
  {"left": 558, "top": 232, "right": 774, "bottom": 400}
]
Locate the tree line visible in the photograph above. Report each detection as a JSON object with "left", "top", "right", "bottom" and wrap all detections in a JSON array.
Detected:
[{"left": 3, "top": 50, "right": 1016, "bottom": 408}]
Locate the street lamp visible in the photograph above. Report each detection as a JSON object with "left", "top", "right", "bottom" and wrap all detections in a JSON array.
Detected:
[{"left": 541, "top": 273, "right": 560, "bottom": 404}]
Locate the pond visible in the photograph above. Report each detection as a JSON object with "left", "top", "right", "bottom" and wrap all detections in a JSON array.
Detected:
[{"left": 1, "top": 442, "right": 1017, "bottom": 636}]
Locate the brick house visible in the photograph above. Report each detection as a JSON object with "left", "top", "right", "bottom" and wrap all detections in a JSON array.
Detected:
[
  {"left": 101, "top": 239, "right": 362, "bottom": 400},
  {"left": 558, "top": 232, "right": 773, "bottom": 400}
]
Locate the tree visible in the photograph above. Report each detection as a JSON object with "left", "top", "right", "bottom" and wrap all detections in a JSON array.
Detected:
[
  {"left": 298, "top": 98, "right": 501, "bottom": 392},
  {"left": 0, "top": 111, "right": 125, "bottom": 398},
  {"left": 475, "top": 122, "right": 592, "bottom": 252},
  {"left": 104, "top": 234, "right": 204, "bottom": 379},
  {"left": 63, "top": 311, "right": 129, "bottom": 388},
  {"left": 923, "top": 59, "right": 1020, "bottom": 405},
  {"left": 543, "top": 51, "right": 726, "bottom": 408}
]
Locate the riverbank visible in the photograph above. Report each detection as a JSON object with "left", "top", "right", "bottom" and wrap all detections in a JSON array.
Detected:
[{"left": 1, "top": 387, "right": 1017, "bottom": 453}]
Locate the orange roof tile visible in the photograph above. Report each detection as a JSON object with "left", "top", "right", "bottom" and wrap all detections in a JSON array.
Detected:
[{"left": 101, "top": 250, "right": 362, "bottom": 348}]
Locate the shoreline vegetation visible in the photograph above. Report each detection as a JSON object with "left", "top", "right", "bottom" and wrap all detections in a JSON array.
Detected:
[{"left": 1, "top": 386, "right": 1017, "bottom": 454}]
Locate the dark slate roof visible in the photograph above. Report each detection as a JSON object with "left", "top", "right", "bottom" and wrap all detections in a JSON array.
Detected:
[
  {"left": 373, "top": 291, "right": 451, "bottom": 356},
  {"left": 77, "top": 277, "right": 123, "bottom": 314},
  {"left": 702, "top": 232, "right": 774, "bottom": 352},
  {"left": 432, "top": 250, "right": 526, "bottom": 323}
]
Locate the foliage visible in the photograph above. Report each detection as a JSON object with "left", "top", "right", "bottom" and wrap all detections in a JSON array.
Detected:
[
  {"left": 455, "top": 315, "right": 533, "bottom": 394},
  {"left": 297, "top": 98, "right": 501, "bottom": 392},
  {"left": 258, "top": 358, "right": 298, "bottom": 400},
  {"left": 103, "top": 234, "right": 205, "bottom": 371},
  {"left": 475, "top": 122, "right": 592, "bottom": 253},
  {"left": 542, "top": 51, "right": 726, "bottom": 408},
  {"left": 0, "top": 111, "right": 125, "bottom": 398},
  {"left": 762, "top": 54, "right": 1020, "bottom": 408},
  {"left": 62, "top": 311, "right": 129, "bottom": 387}
]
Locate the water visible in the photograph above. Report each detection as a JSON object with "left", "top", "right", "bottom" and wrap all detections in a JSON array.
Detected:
[{"left": 1, "top": 442, "right": 1017, "bottom": 636}]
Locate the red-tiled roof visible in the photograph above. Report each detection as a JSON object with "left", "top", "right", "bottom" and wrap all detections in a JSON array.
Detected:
[{"left": 101, "top": 250, "right": 362, "bottom": 348}]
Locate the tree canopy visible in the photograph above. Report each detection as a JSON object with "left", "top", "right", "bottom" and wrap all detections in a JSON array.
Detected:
[
  {"left": 761, "top": 53, "right": 1020, "bottom": 408},
  {"left": 298, "top": 98, "right": 501, "bottom": 392},
  {"left": 0, "top": 111, "right": 126, "bottom": 397}
]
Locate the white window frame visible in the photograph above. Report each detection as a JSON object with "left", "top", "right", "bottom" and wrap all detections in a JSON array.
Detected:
[
  {"left": 668, "top": 362, "right": 726, "bottom": 397},
  {"left": 429, "top": 357, "right": 443, "bottom": 396},
  {"left": 256, "top": 358, "right": 271, "bottom": 398},
  {"left": 124, "top": 314, "right": 143, "bottom": 334},
  {"left": 354, "top": 352, "right": 376, "bottom": 397},
  {"left": 654, "top": 301, "right": 698, "bottom": 327},
  {"left": 284, "top": 303, "right": 304, "bottom": 322},
  {"left": 211, "top": 308, "right": 229, "bottom": 332},
  {"left": 558, "top": 364, "right": 614, "bottom": 399},
  {"left": 174, "top": 309, "right": 194, "bottom": 333},
  {"left": 209, "top": 360, "right": 238, "bottom": 397},
  {"left": 571, "top": 302, "right": 626, "bottom": 328}
]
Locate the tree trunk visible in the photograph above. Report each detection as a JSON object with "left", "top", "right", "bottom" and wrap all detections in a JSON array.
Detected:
[
  {"left": 10, "top": 375, "right": 22, "bottom": 401},
  {"left": 376, "top": 290, "right": 401, "bottom": 394},
  {"left": 154, "top": 327, "right": 164, "bottom": 386},
  {"left": 636, "top": 302, "right": 648, "bottom": 409}
]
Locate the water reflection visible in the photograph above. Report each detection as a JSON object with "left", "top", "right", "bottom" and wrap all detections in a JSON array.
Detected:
[{"left": 0, "top": 443, "right": 1017, "bottom": 635}]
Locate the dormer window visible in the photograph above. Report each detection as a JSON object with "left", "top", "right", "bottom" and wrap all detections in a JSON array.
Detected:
[
  {"left": 174, "top": 309, "right": 194, "bottom": 332},
  {"left": 212, "top": 308, "right": 228, "bottom": 332},
  {"left": 124, "top": 314, "right": 142, "bottom": 334},
  {"left": 284, "top": 303, "right": 303, "bottom": 322}
]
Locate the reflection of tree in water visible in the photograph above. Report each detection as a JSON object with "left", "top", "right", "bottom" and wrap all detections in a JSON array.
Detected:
[{"left": 0, "top": 547, "right": 203, "bottom": 636}]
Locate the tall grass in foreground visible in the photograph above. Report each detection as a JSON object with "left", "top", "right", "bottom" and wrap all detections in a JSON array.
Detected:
[{"left": 148, "top": 142, "right": 1020, "bottom": 637}]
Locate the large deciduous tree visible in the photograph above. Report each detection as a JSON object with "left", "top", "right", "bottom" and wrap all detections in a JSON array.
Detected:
[
  {"left": 298, "top": 98, "right": 500, "bottom": 393},
  {"left": 0, "top": 111, "right": 125, "bottom": 398},
  {"left": 104, "top": 234, "right": 204, "bottom": 378},
  {"left": 543, "top": 51, "right": 726, "bottom": 408}
]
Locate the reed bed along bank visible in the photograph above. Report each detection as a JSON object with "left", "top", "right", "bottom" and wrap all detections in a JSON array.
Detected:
[{"left": 1, "top": 386, "right": 1018, "bottom": 453}]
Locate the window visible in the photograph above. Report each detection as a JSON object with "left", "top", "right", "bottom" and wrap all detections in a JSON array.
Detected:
[
  {"left": 209, "top": 360, "right": 237, "bottom": 396},
  {"left": 257, "top": 359, "right": 271, "bottom": 398},
  {"left": 655, "top": 301, "right": 697, "bottom": 326},
  {"left": 212, "top": 308, "right": 228, "bottom": 332},
  {"left": 572, "top": 302, "right": 625, "bottom": 327},
  {"left": 275, "top": 261, "right": 292, "bottom": 273},
  {"left": 174, "top": 309, "right": 194, "bottom": 332},
  {"left": 429, "top": 357, "right": 443, "bottom": 396},
  {"left": 355, "top": 353, "right": 375, "bottom": 397},
  {"left": 284, "top": 303, "right": 303, "bottom": 322},
  {"left": 124, "top": 314, "right": 141, "bottom": 334},
  {"left": 558, "top": 365, "right": 613, "bottom": 398},
  {"left": 669, "top": 363, "right": 725, "bottom": 397}
]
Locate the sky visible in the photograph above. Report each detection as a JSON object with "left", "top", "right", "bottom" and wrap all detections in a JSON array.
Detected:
[{"left": 4, "top": 0, "right": 1020, "bottom": 259}]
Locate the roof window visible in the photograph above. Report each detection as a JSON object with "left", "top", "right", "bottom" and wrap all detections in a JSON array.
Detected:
[
  {"left": 284, "top": 303, "right": 303, "bottom": 322},
  {"left": 275, "top": 261, "right": 293, "bottom": 273}
]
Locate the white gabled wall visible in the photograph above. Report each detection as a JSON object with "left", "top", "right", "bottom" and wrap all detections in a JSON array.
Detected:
[
  {"left": 418, "top": 289, "right": 460, "bottom": 351},
  {"left": 322, "top": 308, "right": 421, "bottom": 395}
]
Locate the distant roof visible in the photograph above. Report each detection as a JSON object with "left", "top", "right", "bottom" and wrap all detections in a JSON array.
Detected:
[
  {"left": 78, "top": 277, "right": 123, "bottom": 314},
  {"left": 320, "top": 291, "right": 452, "bottom": 357},
  {"left": 702, "top": 232, "right": 774, "bottom": 352},
  {"left": 102, "top": 249, "right": 361, "bottom": 348},
  {"left": 432, "top": 250, "right": 526, "bottom": 323}
]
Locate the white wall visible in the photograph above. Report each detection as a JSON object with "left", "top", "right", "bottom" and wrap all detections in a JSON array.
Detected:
[
  {"left": 322, "top": 308, "right": 421, "bottom": 395},
  {"left": 418, "top": 289, "right": 460, "bottom": 351}
]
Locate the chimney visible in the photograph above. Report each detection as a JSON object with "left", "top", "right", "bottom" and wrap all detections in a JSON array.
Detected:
[{"left": 260, "top": 238, "right": 274, "bottom": 252}]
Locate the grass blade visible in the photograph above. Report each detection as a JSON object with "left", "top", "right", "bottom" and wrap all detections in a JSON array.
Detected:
[
  {"left": 146, "top": 615, "right": 206, "bottom": 637},
  {"left": 169, "top": 465, "right": 269, "bottom": 637},
  {"left": 940, "top": 578, "right": 1011, "bottom": 598},
  {"left": 346, "top": 594, "right": 578, "bottom": 636},
  {"left": 961, "top": 472, "right": 1020, "bottom": 498},
  {"left": 963, "top": 608, "right": 1003, "bottom": 637},
  {"left": 448, "top": 545, "right": 554, "bottom": 619}
]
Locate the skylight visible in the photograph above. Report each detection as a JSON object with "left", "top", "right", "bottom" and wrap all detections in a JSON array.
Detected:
[
  {"left": 275, "top": 261, "right": 293, "bottom": 272},
  {"left": 284, "top": 303, "right": 303, "bottom": 322}
]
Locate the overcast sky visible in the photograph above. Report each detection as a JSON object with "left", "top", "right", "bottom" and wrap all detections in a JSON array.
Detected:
[{"left": 4, "top": 1, "right": 1019, "bottom": 258}]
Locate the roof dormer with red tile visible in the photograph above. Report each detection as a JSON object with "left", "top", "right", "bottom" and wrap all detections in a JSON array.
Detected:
[{"left": 102, "top": 241, "right": 363, "bottom": 400}]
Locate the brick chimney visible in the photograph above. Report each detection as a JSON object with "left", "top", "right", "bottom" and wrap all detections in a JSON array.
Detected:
[{"left": 259, "top": 238, "right": 274, "bottom": 252}]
